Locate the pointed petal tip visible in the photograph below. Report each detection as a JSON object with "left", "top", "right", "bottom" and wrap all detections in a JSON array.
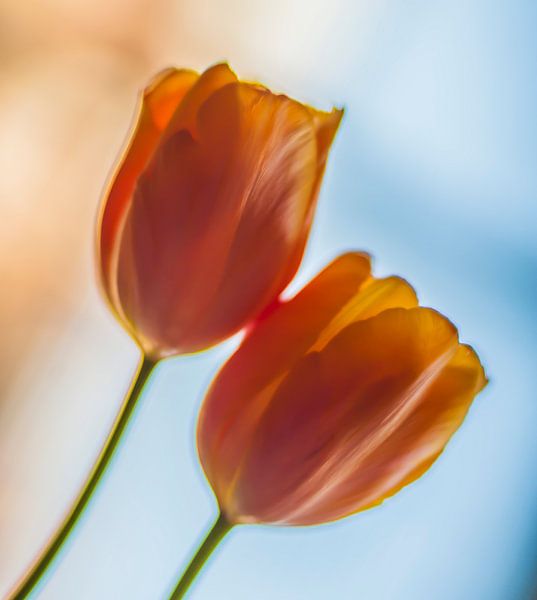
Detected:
[
  {"left": 203, "top": 61, "right": 238, "bottom": 80},
  {"left": 306, "top": 105, "right": 345, "bottom": 171},
  {"left": 310, "top": 104, "right": 345, "bottom": 131},
  {"left": 457, "top": 343, "right": 489, "bottom": 392},
  {"left": 334, "top": 250, "right": 373, "bottom": 269},
  {"left": 330, "top": 105, "right": 345, "bottom": 122}
]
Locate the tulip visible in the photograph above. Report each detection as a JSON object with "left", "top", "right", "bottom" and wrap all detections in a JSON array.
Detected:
[
  {"left": 197, "top": 252, "right": 487, "bottom": 526},
  {"left": 166, "top": 252, "right": 486, "bottom": 599},
  {"left": 98, "top": 62, "right": 343, "bottom": 358}
]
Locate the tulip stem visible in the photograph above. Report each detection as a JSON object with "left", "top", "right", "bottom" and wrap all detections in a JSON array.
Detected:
[
  {"left": 169, "top": 513, "right": 233, "bottom": 599},
  {"left": 8, "top": 354, "right": 157, "bottom": 600}
]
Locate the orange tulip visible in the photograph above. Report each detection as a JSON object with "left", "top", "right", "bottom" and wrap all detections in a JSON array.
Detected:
[
  {"left": 98, "top": 63, "right": 343, "bottom": 358},
  {"left": 198, "top": 253, "right": 487, "bottom": 526}
]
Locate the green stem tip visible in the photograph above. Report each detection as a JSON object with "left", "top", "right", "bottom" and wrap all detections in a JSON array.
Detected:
[{"left": 169, "top": 513, "right": 233, "bottom": 600}]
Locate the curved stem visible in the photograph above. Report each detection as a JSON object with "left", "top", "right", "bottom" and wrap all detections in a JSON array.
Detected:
[
  {"left": 169, "top": 513, "right": 233, "bottom": 599},
  {"left": 9, "top": 355, "right": 157, "bottom": 600}
]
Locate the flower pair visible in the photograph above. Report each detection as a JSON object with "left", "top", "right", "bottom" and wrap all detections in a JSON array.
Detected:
[
  {"left": 99, "top": 62, "right": 485, "bottom": 529},
  {"left": 10, "top": 63, "right": 486, "bottom": 600}
]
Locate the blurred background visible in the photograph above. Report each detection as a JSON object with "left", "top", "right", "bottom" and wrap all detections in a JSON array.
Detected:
[{"left": 1, "top": 0, "right": 536, "bottom": 598}]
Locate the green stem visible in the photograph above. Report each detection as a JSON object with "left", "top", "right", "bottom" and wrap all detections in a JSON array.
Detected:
[
  {"left": 169, "top": 513, "right": 233, "bottom": 599},
  {"left": 9, "top": 355, "right": 157, "bottom": 600}
]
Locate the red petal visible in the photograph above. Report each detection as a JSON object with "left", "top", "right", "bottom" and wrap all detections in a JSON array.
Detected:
[
  {"left": 231, "top": 308, "right": 466, "bottom": 524},
  {"left": 198, "top": 253, "right": 371, "bottom": 505},
  {"left": 99, "top": 68, "right": 198, "bottom": 311},
  {"left": 118, "top": 82, "right": 320, "bottom": 355}
]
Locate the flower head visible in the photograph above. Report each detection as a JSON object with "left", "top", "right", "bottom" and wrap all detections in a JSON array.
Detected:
[
  {"left": 98, "top": 63, "right": 342, "bottom": 358},
  {"left": 198, "top": 253, "right": 487, "bottom": 526}
]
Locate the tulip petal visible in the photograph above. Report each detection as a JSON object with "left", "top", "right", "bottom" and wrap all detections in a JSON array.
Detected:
[
  {"left": 311, "top": 275, "right": 418, "bottom": 351},
  {"left": 162, "top": 62, "right": 238, "bottom": 139},
  {"left": 144, "top": 68, "right": 199, "bottom": 129},
  {"left": 189, "top": 84, "right": 319, "bottom": 344},
  {"left": 118, "top": 81, "right": 322, "bottom": 355},
  {"left": 198, "top": 253, "right": 371, "bottom": 499},
  {"left": 199, "top": 263, "right": 419, "bottom": 520},
  {"left": 230, "top": 308, "right": 467, "bottom": 524},
  {"left": 276, "top": 107, "right": 344, "bottom": 290},
  {"left": 99, "top": 68, "right": 198, "bottom": 310},
  {"left": 308, "top": 107, "right": 344, "bottom": 175},
  {"left": 299, "top": 344, "right": 487, "bottom": 524}
]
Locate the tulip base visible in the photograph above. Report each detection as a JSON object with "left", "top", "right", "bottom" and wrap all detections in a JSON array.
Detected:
[{"left": 169, "top": 513, "right": 233, "bottom": 599}]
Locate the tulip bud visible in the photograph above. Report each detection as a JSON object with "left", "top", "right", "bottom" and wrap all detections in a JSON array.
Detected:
[
  {"left": 198, "top": 253, "right": 487, "bottom": 526},
  {"left": 98, "top": 63, "right": 343, "bottom": 358}
]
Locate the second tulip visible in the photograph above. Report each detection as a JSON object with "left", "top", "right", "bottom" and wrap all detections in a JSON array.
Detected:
[{"left": 198, "top": 253, "right": 487, "bottom": 526}]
